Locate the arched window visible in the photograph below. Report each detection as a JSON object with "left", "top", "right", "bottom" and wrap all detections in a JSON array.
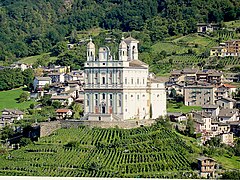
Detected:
[
  {"left": 102, "top": 77, "right": 105, "bottom": 84},
  {"left": 132, "top": 46, "right": 135, "bottom": 59}
]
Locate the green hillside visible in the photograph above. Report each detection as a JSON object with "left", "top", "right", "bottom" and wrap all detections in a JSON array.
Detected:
[
  {"left": 0, "top": 87, "right": 35, "bottom": 111},
  {"left": 0, "top": 0, "right": 239, "bottom": 64},
  {"left": 0, "top": 124, "right": 198, "bottom": 178}
]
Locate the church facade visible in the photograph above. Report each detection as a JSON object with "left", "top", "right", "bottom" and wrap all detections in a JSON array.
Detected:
[{"left": 83, "top": 36, "right": 166, "bottom": 121}]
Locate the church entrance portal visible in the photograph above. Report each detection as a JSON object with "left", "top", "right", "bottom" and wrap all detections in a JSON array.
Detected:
[{"left": 102, "top": 106, "right": 106, "bottom": 114}]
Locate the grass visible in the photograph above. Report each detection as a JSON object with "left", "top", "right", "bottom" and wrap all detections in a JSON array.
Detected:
[
  {"left": 173, "top": 33, "right": 217, "bottom": 47},
  {"left": 19, "top": 52, "right": 57, "bottom": 64},
  {"left": 167, "top": 102, "right": 202, "bottom": 113},
  {"left": 0, "top": 87, "right": 35, "bottom": 111},
  {"left": 213, "top": 154, "right": 240, "bottom": 170},
  {"left": 225, "top": 20, "right": 240, "bottom": 29},
  {"left": 152, "top": 42, "right": 189, "bottom": 54}
]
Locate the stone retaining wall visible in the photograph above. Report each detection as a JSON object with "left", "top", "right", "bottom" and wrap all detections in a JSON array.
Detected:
[
  {"left": 60, "top": 119, "right": 156, "bottom": 129},
  {"left": 39, "top": 121, "right": 61, "bottom": 137}
]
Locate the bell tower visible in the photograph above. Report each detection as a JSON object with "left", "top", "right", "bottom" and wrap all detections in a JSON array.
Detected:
[
  {"left": 124, "top": 36, "right": 139, "bottom": 60},
  {"left": 119, "top": 35, "right": 128, "bottom": 61},
  {"left": 87, "top": 37, "right": 95, "bottom": 61}
]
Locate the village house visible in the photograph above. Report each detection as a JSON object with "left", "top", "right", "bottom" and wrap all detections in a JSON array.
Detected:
[
  {"left": 207, "top": 72, "right": 223, "bottom": 86},
  {"left": 211, "top": 121, "right": 230, "bottom": 136},
  {"left": 210, "top": 46, "right": 227, "bottom": 57},
  {"left": 64, "top": 70, "right": 84, "bottom": 84},
  {"left": 225, "top": 39, "right": 240, "bottom": 57},
  {"left": 197, "top": 156, "right": 216, "bottom": 178},
  {"left": 210, "top": 39, "right": 240, "bottom": 57},
  {"left": 42, "top": 65, "right": 70, "bottom": 74},
  {"left": 48, "top": 73, "right": 65, "bottom": 83},
  {"left": 218, "top": 108, "right": 238, "bottom": 122},
  {"left": 197, "top": 23, "right": 219, "bottom": 33},
  {"left": 50, "top": 95, "right": 74, "bottom": 106},
  {"left": 49, "top": 84, "right": 71, "bottom": 94},
  {"left": 0, "top": 109, "right": 24, "bottom": 128},
  {"left": 10, "top": 62, "right": 32, "bottom": 71},
  {"left": 220, "top": 84, "right": 237, "bottom": 95},
  {"left": 216, "top": 97, "right": 236, "bottom": 109},
  {"left": 33, "top": 77, "right": 52, "bottom": 91},
  {"left": 229, "top": 121, "right": 240, "bottom": 136},
  {"left": 220, "top": 132, "right": 234, "bottom": 146},
  {"left": 168, "top": 112, "right": 187, "bottom": 123},
  {"left": 192, "top": 111, "right": 212, "bottom": 132},
  {"left": 215, "top": 88, "right": 228, "bottom": 100},
  {"left": 196, "top": 71, "right": 208, "bottom": 82},
  {"left": 184, "top": 85, "right": 216, "bottom": 106},
  {"left": 201, "top": 104, "right": 219, "bottom": 118},
  {"left": 169, "top": 69, "right": 224, "bottom": 87},
  {"left": 56, "top": 109, "right": 73, "bottom": 120}
]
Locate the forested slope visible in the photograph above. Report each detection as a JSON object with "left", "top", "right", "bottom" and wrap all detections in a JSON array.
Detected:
[{"left": 0, "top": 0, "right": 239, "bottom": 62}]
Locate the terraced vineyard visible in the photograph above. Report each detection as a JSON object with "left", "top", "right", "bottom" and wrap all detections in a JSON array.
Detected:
[
  {"left": 0, "top": 124, "right": 197, "bottom": 178},
  {"left": 219, "top": 57, "right": 240, "bottom": 66}
]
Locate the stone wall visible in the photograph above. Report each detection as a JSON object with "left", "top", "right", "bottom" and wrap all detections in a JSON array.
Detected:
[
  {"left": 60, "top": 119, "right": 156, "bottom": 129},
  {"left": 39, "top": 121, "right": 61, "bottom": 137}
]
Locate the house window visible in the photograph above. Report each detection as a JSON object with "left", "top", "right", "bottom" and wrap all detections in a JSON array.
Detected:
[
  {"left": 109, "top": 94, "right": 113, "bottom": 99},
  {"left": 137, "top": 95, "right": 139, "bottom": 100},
  {"left": 137, "top": 78, "right": 139, "bottom": 84},
  {"left": 102, "top": 93, "right": 105, "bottom": 99},
  {"left": 131, "top": 78, "right": 133, "bottom": 84},
  {"left": 125, "top": 94, "right": 127, "bottom": 100},
  {"left": 125, "top": 78, "right": 127, "bottom": 84},
  {"left": 143, "top": 78, "right": 145, "bottom": 84}
]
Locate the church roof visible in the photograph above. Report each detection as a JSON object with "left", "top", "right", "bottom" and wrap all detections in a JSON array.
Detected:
[
  {"left": 129, "top": 59, "right": 148, "bottom": 68},
  {"left": 87, "top": 37, "right": 95, "bottom": 48},
  {"left": 119, "top": 40, "right": 127, "bottom": 48},
  {"left": 124, "top": 36, "right": 139, "bottom": 43}
]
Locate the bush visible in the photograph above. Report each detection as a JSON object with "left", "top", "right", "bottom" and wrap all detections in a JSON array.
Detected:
[
  {"left": 64, "top": 141, "right": 79, "bottom": 148},
  {"left": 19, "top": 137, "right": 32, "bottom": 147}
]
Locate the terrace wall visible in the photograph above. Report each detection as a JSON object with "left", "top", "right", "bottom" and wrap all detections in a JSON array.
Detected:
[{"left": 60, "top": 119, "right": 156, "bottom": 129}]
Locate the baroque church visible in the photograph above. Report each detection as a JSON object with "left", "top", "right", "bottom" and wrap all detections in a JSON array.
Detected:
[{"left": 83, "top": 36, "right": 166, "bottom": 121}]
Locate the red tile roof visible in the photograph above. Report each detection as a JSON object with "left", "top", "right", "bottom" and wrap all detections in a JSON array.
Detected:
[
  {"left": 223, "top": 84, "right": 237, "bottom": 88},
  {"left": 56, "top": 109, "right": 71, "bottom": 113}
]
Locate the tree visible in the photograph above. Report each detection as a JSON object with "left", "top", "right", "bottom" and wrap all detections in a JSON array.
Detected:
[
  {"left": 0, "top": 125, "right": 14, "bottom": 141},
  {"left": 22, "top": 68, "right": 34, "bottom": 89},
  {"left": 18, "top": 91, "right": 29, "bottom": 103},
  {"left": 169, "top": 88, "right": 176, "bottom": 98},
  {"left": 72, "top": 103, "right": 83, "bottom": 119},
  {"left": 185, "top": 118, "right": 195, "bottom": 137},
  {"left": 41, "top": 95, "right": 51, "bottom": 106},
  {"left": 52, "top": 101, "right": 62, "bottom": 109},
  {"left": 51, "top": 41, "right": 67, "bottom": 56}
]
